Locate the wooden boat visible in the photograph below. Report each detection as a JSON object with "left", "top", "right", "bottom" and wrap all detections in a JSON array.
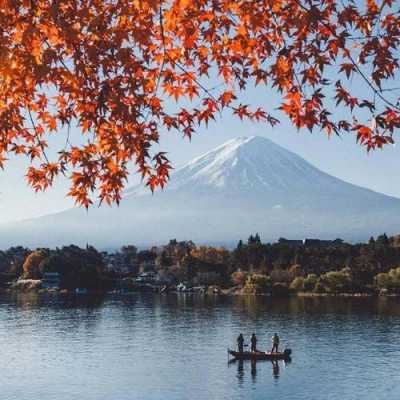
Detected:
[{"left": 228, "top": 348, "right": 292, "bottom": 361}]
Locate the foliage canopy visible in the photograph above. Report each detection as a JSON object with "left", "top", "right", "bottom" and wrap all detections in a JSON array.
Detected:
[{"left": 0, "top": 0, "right": 399, "bottom": 205}]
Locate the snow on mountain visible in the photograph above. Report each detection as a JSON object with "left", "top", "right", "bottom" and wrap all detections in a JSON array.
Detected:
[
  {"left": 170, "top": 136, "right": 327, "bottom": 190},
  {"left": 1, "top": 136, "right": 400, "bottom": 248},
  {"left": 126, "top": 136, "right": 334, "bottom": 195}
]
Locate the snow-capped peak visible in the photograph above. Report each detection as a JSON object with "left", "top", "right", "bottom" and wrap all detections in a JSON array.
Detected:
[
  {"left": 167, "top": 135, "right": 333, "bottom": 192},
  {"left": 125, "top": 135, "right": 342, "bottom": 197}
]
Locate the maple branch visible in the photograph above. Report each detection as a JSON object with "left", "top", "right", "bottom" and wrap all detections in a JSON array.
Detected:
[
  {"left": 157, "top": 2, "right": 222, "bottom": 116},
  {"left": 43, "top": 39, "right": 73, "bottom": 75},
  {"left": 174, "top": 62, "right": 222, "bottom": 109},
  {"left": 157, "top": 1, "right": 167, "bottom": 94},
  {"left": 64, "top": 121, "right": 72, "bottom": 150},
  {"left": 294, "top": 0, "right": 400, "bottom": 112},
  {"left": 346, "top": 34, "right": 400, "bottom": 41},
  {"left": 143, "top": 2, "right": 167, "bottom": 124},
  {"left": 27, "top": 107, "right": 50, "bottom": 164},
  {"left": 381, "top": 87, "right": 400, "bottom": 93},
  {"left": 270, "top": 8, "right": 304, "bottom": 91},
  {"left": 346, "top": 57, "right": 400, "bottom": 112}
]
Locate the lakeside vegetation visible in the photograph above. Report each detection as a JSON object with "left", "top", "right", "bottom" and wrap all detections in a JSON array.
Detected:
[{"left": 2, "top": 233, "right": 400, "bottom": 296}]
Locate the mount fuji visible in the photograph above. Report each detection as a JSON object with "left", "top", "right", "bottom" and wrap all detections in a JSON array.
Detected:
[{"left": 1, "top": 136, "right": 400, "bottom": 248}]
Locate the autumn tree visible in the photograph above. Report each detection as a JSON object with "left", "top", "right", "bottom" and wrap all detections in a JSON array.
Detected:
[
  {"left": 22, "top": 249, "right": 48, "bottom": 278},
  {"left": 190, "top": 245, "right": 230, "bottom": 265},
  {"left": 374, "top": 267, "right": 400, "bottom": 293},
  {"left": 243, "top": 273, "right": 272, "bottom": 293},
  {"left": 0, "top": 0, "right": 399, "bottom": 206},
  {"left": 289, "top": 263, "right": 302, "bottom": 279},
  {"left": 38, "top": 245, "right": 105, "bottom": 289},
  {"left": 303, "top": 273, "right": 318, "bottom": 291},
  {"left": 231, "top": 270, "right": 247, "bottom": 286},
  {"left": 290, "top": 276, "right": 305, "bottom": 291},
  {"left": 320, "top": 267, "right": 353, "bottom": 292},
  {"left": 156, "top": 250, "right": 173, "bottom": 268}
]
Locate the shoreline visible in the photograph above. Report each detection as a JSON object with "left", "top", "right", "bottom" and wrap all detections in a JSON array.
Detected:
[{"left": 2, "top": 287, "right": 399, "bottom": 298}]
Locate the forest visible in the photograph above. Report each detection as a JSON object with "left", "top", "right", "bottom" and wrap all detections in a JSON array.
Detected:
[{"left": 1, "top": 233, "right": 400, "bottom": 295}]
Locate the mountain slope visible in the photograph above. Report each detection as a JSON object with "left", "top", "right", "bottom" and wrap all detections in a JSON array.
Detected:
[{"left": 1, "top": 136, "right": 400, "bottom": 248}]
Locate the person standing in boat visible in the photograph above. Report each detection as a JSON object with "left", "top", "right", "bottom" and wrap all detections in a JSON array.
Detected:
[
  {"left": 271, "top": 333, "right": 280, "bottom": 353},
  {"left": 237, "top": 333, "right": 244, "bottom": 353},
  {"left": 250, "top": 333, "right": 257, "bottom": 352}
]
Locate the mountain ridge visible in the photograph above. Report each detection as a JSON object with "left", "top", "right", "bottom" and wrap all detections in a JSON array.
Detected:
[
  {"left": 126, "top": 136, "right": 398, "bottom": 199},
  {"left": 1, "top": 136, "right": 400, "bottom": 248}
]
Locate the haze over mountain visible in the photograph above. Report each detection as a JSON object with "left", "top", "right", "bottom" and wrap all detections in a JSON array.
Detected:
[{"left": 1, "top": 136, "right": 400, "bottom": 249}]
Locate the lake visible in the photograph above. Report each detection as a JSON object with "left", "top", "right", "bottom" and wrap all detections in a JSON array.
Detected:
[{"left": 0, "top": 293, "right": 399, "bottom": 400}]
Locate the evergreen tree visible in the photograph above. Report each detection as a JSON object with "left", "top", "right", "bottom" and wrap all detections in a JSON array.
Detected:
[
  {"left": 247, "top": 235, "right": 255, "bottom": 245},
  {"left": 376, "top": 233, "right": 390, "bottom": 247}
]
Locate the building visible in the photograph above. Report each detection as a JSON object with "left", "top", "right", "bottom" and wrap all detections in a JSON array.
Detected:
[
  {"left": 278, "top": 238, "right": 304, "bottom": 247},
  {"left": 277, "top": 238, "right": 345, "bottom": 248},
  {"left": 102, "top": 253, "right": 137, "bottom": 274},
  {"left": 135, "top": 271, "right": 158, "bottom": 284},
  {"left": 42, "top": 272, "right": 60, "bottom": 289},
  {"left": 139, "top": 260, "right": 156, "bottom": 273},
  {"left": 303, "top": 239, "right": 343, "bottom": 247}
]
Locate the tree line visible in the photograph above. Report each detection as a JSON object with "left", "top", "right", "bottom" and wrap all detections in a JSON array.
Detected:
[{"left": 1, "top": 233, "right": 400, "bottom": 294}]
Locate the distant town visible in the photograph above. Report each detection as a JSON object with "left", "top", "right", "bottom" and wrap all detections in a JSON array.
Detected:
[{"left": 1, "top": 233, "right": 400, "bottom": 296}]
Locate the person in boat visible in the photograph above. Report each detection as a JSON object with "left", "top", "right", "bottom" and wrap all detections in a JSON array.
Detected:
[
  {"left": 237, "top": 333, "right": 244, "bottom": 353},
  {"left": 271, "top": 333, "right": 280, "bottom": 353},
  {"left": 250, "top": 333, "right": 257, "bottom": 352}
]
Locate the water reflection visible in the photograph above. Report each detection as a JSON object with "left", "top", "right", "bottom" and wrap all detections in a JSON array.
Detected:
[
  {"left": 229, "top": 295, "right": 400, "bottom": 317},
  {"left": 3, "top": 291, "right": 106, "bottom": 310},
  {"left": 5, "top": 292, "right": 400, "bottom": 317},
  {"left": 251, "top": 360, "right": 257, "bottom": 382},
  {"left": 230, "top": 358, "right": 287, "bottom": 384},
  {"left": 0, "top": 293, "right": 400, "bottom": 400},
  {"left": 236, "top": 360, "right": 244, "bottom": 386},
  {"left": 271, "top": 360, "right": 280, "bottom": 379}
]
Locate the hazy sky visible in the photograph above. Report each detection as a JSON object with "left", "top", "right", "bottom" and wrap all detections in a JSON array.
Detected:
[{"left": 0, "top": 68, "right": 399, "bottom": 224}]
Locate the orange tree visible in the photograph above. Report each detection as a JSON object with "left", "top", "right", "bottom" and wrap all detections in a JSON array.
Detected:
[{"left": 0, "top": 0, "right": 399, "bottom": 206}]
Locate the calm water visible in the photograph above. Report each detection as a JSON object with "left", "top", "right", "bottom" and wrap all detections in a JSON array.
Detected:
[{"left": 0, "top": 293, "right": 400, "bottom": 400}]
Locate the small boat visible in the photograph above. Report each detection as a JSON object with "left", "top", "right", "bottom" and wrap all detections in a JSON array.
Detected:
[{"left": 228, "top": 348, "right": 292, "bottom": 361}]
